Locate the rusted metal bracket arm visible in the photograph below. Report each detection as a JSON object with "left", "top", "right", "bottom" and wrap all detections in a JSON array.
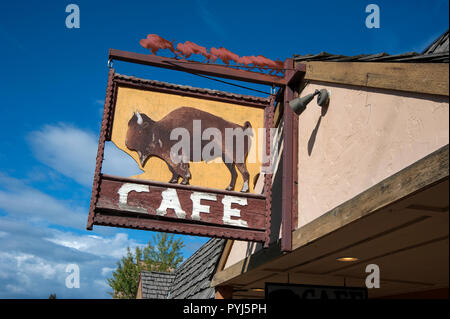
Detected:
[
  {"left": 287, "top": 64, "right": 307, "bottom": 90},
  {"left": 109, "top": 49, "right": 286, "bottom": 87},
  {"left": 281, "top": 60, "right": 306, "bottom": 252}
]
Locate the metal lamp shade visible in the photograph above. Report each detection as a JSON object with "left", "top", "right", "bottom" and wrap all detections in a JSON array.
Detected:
[{"left": 288, "top": 93, "right": 315, "bottom": 115}]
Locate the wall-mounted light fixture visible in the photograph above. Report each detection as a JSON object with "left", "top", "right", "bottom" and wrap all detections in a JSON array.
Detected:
[
  {"left": 336, "top": 256, "right": 359, "bottom": 262},
  {"left": 288, "top": 89, "right": 330, "bottom": 116}
]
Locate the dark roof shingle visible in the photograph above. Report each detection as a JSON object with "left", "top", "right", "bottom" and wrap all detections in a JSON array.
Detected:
[
  {"left": 139, "top": 238, "right": 225, "bottom": 299},
  {"left": 294, "top": 29, "right": 449, "bottom": 64},
  {"left": 294, "top": 51, "right": 448, "bottom": 63},
  {"left": 422, "top": 30, "right": 449, "bottom": 54},
  {"left": 140, "top": 271, "right": 175, "bottom": 299},
  {"left": 169, "top": 238, "right": 225, "bottom": 299}
]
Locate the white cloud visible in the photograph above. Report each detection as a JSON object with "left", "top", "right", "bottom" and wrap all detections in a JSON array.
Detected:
[
  {"left": 46, "top": 231, "right": 144, "bottom": 259},
  {"left": 0, "top": 207, "right": 209, "bottom": 298},
  {"left": 101, "top": 267, "right": 114, "bottom": 277},
  {"left": 28, "top": 124, "right": 97, "bottom": 187},
  {"left": 5, "top": 284, "right": 26, "bottom": 294},
  {"left": 0, "top": 118, "right": 210, "bottom": 298},
  {"left": 27, "top": 124, "right": 142, "bottom": 187},
  {"left": 93, "top": 279, "right": 110, "bottom": 291},
  {"left": 0, "top": 219, "right": 145, "bottom": 298},
  {"left": 13, "top": 252, "right": 59, "bottom": 279},
  {"left": 0, "top": 251, "right": 67, "bottom": 297},
  {"left": 0, "top": 174, "right": 85, "bottom": 229}
]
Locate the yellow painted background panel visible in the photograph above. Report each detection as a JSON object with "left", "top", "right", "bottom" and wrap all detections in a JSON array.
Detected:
[{"left": 110, "top": 86, "right": 265, "bottom": 193}]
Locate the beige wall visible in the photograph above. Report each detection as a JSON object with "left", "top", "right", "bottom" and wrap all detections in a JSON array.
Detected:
[
  {"left": 224, "top": 240, "right": 259, "bottom": 269},
  {"left": 297, "top": 82, "right": 449, "bottom": 228},
  {"left": 222, "top": 82, "right": 449, "bottom": 271}
]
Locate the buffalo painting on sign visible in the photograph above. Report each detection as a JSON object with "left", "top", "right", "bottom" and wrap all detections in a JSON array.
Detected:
[{"left": 110, "top": 86, "right": 265, "bottom": 193}]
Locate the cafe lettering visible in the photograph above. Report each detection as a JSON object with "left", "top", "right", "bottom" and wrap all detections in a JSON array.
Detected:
[{"left": 116, "top": 182, "right": 251, "bottom": 227}]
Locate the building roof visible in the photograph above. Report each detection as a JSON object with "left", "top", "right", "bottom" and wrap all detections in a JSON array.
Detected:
[
  {"left": 422, "top": 30, "right": 449, "bottom": 54},
  {"left": 139, "top": 238, "right": 225, "bottom": 299},
  {"left": 294, "top": 29, "right": 449, "bottom": 63},
  {"left": 169, "top": 238, "right": 225, "bottom": 299},
  {"left": 140, "top": 271, "right": 175, "bottom": 299}
]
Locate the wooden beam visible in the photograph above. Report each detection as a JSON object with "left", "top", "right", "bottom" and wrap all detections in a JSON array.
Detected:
[
  {"left": 273, "top": 100, "right": 283, "bottom": 127},
  {"left": 215, "top": 285, "right": 233, "bottom": 299},
  {"left": 109, "top": 49, "right": 288, "bottom": 87},
  {"left": 136, "top": 276, "right": 143, "bottom": 299},
  {"left": 211, "top": 144, "right": 449, "bottom": 287},
  {"left": 216, "top": 240, "right": 234, "bottom": 272},
  {"left": 405, "top": 204, "right": 449, "bottom": 219},
  {"left": 299, "top": 61, "right": 449, "bottom": 96},
  {"left": 211, "top": 240, "right": 283, "bottom": 287},
  {"left": 292, "top": 144, "right": 449, "bottom": 250}
]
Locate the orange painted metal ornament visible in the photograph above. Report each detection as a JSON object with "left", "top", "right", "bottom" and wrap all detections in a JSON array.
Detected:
[{"left": 139, "top": 34, "right": 285, "bottom": 75}]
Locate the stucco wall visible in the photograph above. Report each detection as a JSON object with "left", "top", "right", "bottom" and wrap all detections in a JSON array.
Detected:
[
  {"left": 221, "top": 81, "right": 449, "bottom": 271},
  {"left": 297, "top": 82, "right": 449, "bottom": 228}
]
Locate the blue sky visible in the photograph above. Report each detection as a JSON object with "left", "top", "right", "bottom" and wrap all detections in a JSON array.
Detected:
[{"left": 0, "top": 0, "right": 448, "bottom": 298}]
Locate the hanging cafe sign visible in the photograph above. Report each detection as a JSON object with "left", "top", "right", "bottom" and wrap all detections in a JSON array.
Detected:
[{"left": 86, "top": 34, "right": 306, "bottom": 247}]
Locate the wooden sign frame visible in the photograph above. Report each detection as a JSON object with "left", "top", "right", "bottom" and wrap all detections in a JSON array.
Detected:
[{"left": 87, "top": 68, "right": 275, "bottom": 246}]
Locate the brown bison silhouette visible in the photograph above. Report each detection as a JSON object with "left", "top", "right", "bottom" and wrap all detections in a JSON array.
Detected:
[{"left": 125, "top": 107, "right": 253, "bottom": 192}]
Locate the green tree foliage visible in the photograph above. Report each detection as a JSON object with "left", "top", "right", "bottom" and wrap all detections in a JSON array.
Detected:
[
  {"left": 107, "top": 247, "right": 142, "bottom": 299},
  {"left": 107, "top": 233, "right": 185, "bottom": 299},
  {"left": 143, "top": 232, "right": 185, "bottom": 272}
]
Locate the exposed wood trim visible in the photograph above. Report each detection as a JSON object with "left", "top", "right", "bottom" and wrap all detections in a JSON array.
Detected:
[
  {"left": 136, "top": 275, "right": 143, "bottom": 299},
  {"left": 215, "top": 285, "right": 233, "bottom": 299},
  {"left": 405, "top": 204, "right": 449, "bottom": 213},
  {"left": 240, "top": 273, "right": 279, "bottom": 287},
  {"left": 211, "top": 240, "right": 283, "bottom": 287},
  {"left": 292, "top": 144, "right": 449, "bottom": 251},
  {"left": 233, "top": 294, "right": 264, "bottom": 298},
  {"left": 216, "top": 240, "right": 234, "bottom": 272},
  {"left": 405, "top": 204, "right": 449, "bottom": 218},
  {"left": 298, "top": 61, "right": 449, "bottom": 96},
  {"left": 211, "top": 144, "right": 449, "bottom": 287},
  {"left": 109, "top": 49, "right": 288, "bottom": 87},
  {"left": 267, "top": 216, "right": 430, "bottom": 273},
  {"left": 324, "top": 235, "right": 448, "bottom": 275},
  {"left": 273, "top": 100, "right": 283, "bottom": 127}
]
